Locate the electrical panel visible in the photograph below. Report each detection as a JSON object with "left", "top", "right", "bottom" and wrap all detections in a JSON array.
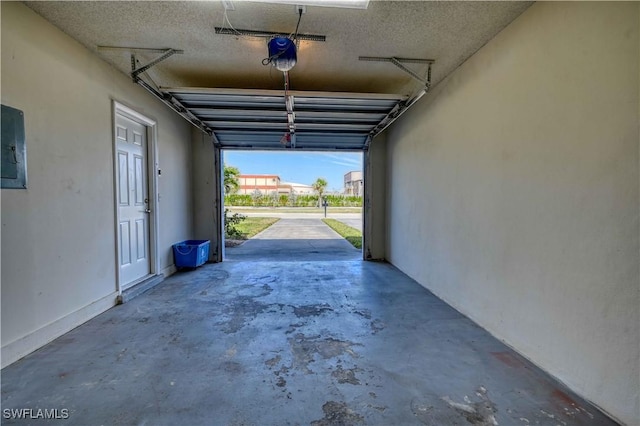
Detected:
[{"left": 1, "top": 104, "right": 27, "bottom": 189}]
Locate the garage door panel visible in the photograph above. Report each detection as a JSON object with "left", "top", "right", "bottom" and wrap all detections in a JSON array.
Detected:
[{"left": 163, "top": 87, "right": 406, "bottom": 151}]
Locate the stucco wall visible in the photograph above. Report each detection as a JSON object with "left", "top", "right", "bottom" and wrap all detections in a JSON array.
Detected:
[
  {"left": 1, "top": 2, "right": 193, "bottom": 367},
  {"left": 192, "top": 128, "right": 222, "bottom": 262},
  {"left": 386, "top": 2, "right": 639, "bottom": 424}
]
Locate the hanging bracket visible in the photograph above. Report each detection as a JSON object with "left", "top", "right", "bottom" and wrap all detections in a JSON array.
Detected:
[
  {"left": 364, "top": 57, "right": 435, "bottom": 142},
  {"left": 130, "top": 48, "right": 182, "bottom": 81},
  {"left": 96, "top": 46, "right": 211, "bottom": 136},
  {"left": 97, "top": 46, "right": 184, "bottom": 81},
  {"left": 358, "top": 56, "right": 434, "bottom": 88}
]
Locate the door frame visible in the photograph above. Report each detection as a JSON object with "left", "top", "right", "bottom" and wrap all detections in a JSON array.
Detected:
[
  {"left": 216, "top": 145, "right": 224, "bottom": 261},
  {"left": 112, "top": 100, "right": 160, "bottom": 295}
]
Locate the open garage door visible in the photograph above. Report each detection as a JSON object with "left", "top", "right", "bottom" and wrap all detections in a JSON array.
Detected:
[
  {"left": 161, "top": 86, "right": 401, "bottom": 262},
  {"left": 161, "top": 87, "right": 407, "bottom": 151}
]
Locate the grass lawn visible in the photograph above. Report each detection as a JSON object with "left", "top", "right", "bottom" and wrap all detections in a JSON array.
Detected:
[
  {"left": 322, "top": 219, "right": 362, "bottom": 249},
  {"left": 229, "top": 217, "right": 279, "bottom": 240}
]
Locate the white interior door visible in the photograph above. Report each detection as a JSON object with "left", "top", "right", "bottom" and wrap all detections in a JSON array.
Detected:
[{"left": 116, "top": 113, "right": 151, "bottom": 288}]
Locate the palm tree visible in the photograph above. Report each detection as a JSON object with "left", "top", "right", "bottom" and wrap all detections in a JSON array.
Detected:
[
  {"left": 224, "top": 165, "right": 240, "bottom": 194},
  {"left": 312, "top": 177, "right": 328, "bottom": 206}
]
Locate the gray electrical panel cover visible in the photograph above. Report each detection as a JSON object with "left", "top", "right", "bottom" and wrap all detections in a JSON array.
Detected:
[{"left": 1, "top": 104, "right": 27, "bottom": 189}]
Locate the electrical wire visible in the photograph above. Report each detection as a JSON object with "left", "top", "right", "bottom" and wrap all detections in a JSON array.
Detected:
[
  {"left": 220, "top": 8, "right": 228, "bottom": 33},
  {"left": 222, "top": 8, "right": 243, "bottom": 36},
  {"left": 222, "top": 7, "right": 265, "bottom": 40},
  {"left": 262, "top": 8, "right": 303, "bottom": 67},
  {"left": 262, "top": 40, "right": 290, "bottom": 66},
  {"left": 291, "top": 8, "right": 303, "bottom": 42}
]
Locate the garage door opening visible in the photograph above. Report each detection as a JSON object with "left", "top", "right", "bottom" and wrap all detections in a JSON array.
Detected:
[{"left": 222, "top": 150, "right": 363, "bottom": 262}]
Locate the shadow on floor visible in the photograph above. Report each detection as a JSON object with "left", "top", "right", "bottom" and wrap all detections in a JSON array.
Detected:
[{"left": 225, "top": 238, "right": 361, "bottom": 262}]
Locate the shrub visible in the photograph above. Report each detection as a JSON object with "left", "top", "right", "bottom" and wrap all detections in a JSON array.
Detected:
[
  {"left": 224, "top": 209, "right": 246, "bottom": 239},
  {"left": 225, "top": 194, "right": 252, "bottom": 206},
  {"left": 223, "top": 193, "right": 363, "bottom": 208}
]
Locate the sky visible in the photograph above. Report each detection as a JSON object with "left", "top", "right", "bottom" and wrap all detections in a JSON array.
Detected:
[{"left": 223, "top": 151, "right": 363, "bottom": 193}]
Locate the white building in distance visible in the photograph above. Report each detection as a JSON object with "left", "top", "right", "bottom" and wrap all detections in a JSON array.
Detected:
[
  {"left": 344, "top": 171, "right": 363, "bottom": 196},
  {"left": 281, "top": 182, "right": 315, "bottom": 195}
]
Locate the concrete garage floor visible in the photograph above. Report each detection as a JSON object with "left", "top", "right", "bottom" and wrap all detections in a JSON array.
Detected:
[{"left": 1, "top": 221, "right": 616, "bottom": 425}]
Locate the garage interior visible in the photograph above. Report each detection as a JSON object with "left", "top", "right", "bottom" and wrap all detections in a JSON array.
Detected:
[{"left": 1, "top": 1, "right": 638, "bottom": 425}]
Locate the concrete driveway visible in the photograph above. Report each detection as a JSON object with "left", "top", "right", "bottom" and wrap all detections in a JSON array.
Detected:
[
  {"left": 225, "top": 218, "right": 361, "bottom": 261},
  {"left": 231, "top": 209, "right": 362, "bottom": 231}
]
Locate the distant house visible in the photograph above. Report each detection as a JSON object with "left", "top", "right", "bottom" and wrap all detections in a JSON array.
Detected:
[
  {"left": 237, "top": 175, "right": 316, "bottom": 196},
  {"left": 238, "top": 174, "right": 289, "bottom": 195},
  {"left": 344, "top": 171, "right": 363, "bottom": 196},
  {"left": 282, "top": 182, "right": 314, "bottom": 195}
]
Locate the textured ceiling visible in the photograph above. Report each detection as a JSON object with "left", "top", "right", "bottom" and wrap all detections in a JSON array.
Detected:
[{"left": 25, "top": 1, "right": 532, "bottom": 96}]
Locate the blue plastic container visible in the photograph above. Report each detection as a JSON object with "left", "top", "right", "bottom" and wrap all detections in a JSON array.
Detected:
[{"left": 172, "top": 240, "right": 210, "bottom": 268}]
